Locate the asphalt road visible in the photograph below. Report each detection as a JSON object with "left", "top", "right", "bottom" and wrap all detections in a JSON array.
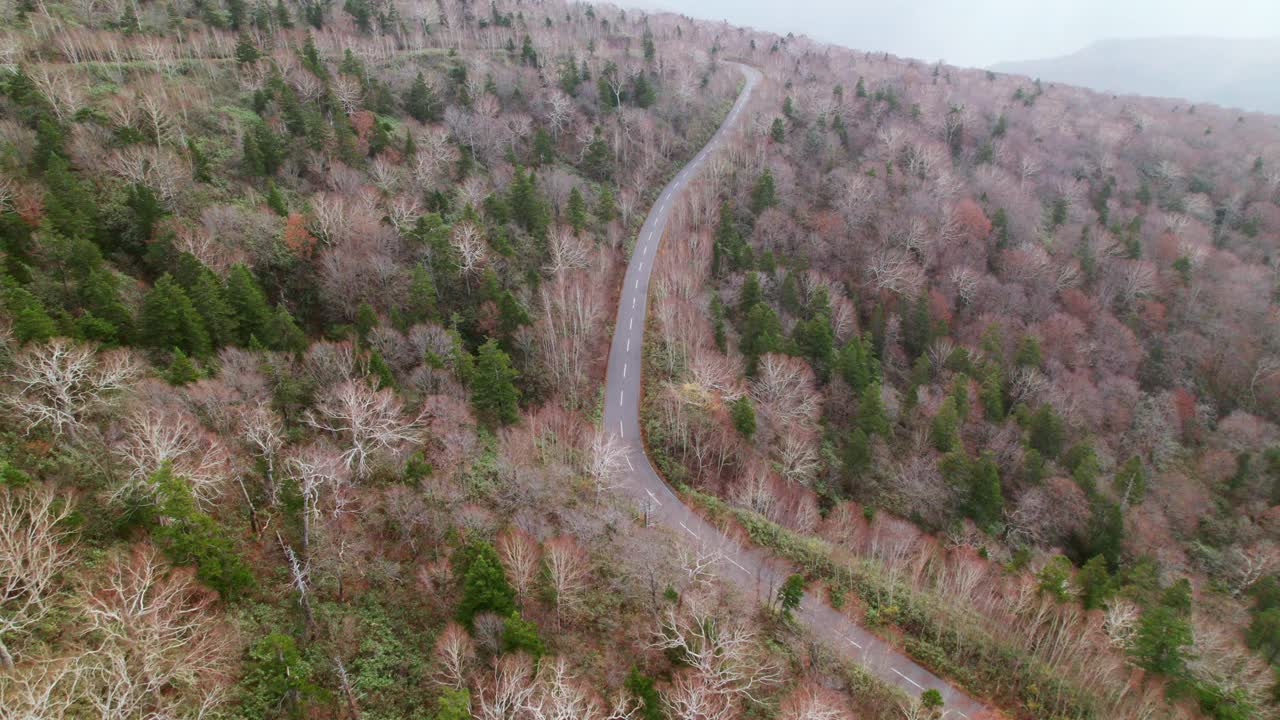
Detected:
[{"left": 600, "top": 63, "right": 992, "bottom": 719}]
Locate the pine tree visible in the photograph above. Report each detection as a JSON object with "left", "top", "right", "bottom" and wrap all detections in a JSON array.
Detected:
[
  {"left": 80, "top": 268, "right": 133, "bottom": 343},
  {"left": 730, "top": 396, "right": 756, "bottom": 439},
  {"left": 931, "top": 396, "right": 961, "bottom": 452},
  {"left": 566, "top": 187, "right": 587, "bottom": 233},
  {"left": 367, "top": 349, "right": 394, "bottom": 389},
  {"left": 354, "top": 302, "right": 378, "bottom": 345},
  {"left": 235, "top": 32, "right": 261, "bottom": 64},
  {"left": 403, "top": 72, "right": 441, "bottom": 123},
  {"left": 455, "top": 540, "right": 517, "bottom": 625},
  {"left": 138, "top": 274, "right": 212, "bottom": 356},
  {"left": 268, "top": 304, "right": 307, "bottom": 353},
  {"left": 594, "top": 185, "right": 617, "bottom": 226},
  {"left": 770, "top": 117, "right": 785, "bottom": 142},
  {"left": 4, "top": 283, "right": 57, "bottom": 343},
  {"left": 583, "top": 131, "right": 613, "bottom": 181},
  {"left": 1027, "top": 404, "right": 1065, "bottom": 459},
  {"left": 407, "top": 265, "right": 437, "bottom": 323},
  {"left": 1115, "top": 455, "right": 1147, "bottom": 504},
  {"left": 739, "top": 303, "right": 782, "bottom": 376},
  {"left": 838, "top": 334, "right": 877, "bottom": 393},
  {"left": 1079, "top": 555, "right": 1115, "bottom": 610},
  {"left": 857, "top": 383, "right": 890, "bottom": 437},
  {"left": 737, "top": 272, "right": 762, "bottom": 318},
  {"left": 472, "top": 339, "right": 520, "bottom": 426},
  {"left": 842, "top": 428, "right": 871, "bottom": 486},
  {"left": 967, "top": 452, "right": 1003, "bottom": 527},
  {"left": 174, "top": 254, "right": 236, "bottom": 348},
  {"left": 225, "top": 264, "right": 274, "bottom": 347},
  {"left": 265, "top": 182, "right": 287, "bottom": 215},
  {"left": 165, "top": 349, "right": 201, "bottom": 385},
  {"left": 1133, "top": 598, "right": 1193, "bottom": 676},
  {"left": 749, "top": 168, "right": 777, "bottom": 215}
]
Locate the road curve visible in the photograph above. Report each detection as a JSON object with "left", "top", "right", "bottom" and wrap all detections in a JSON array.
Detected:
[{"left": 601, "top": 63, "right": 991, "bottom": 719}]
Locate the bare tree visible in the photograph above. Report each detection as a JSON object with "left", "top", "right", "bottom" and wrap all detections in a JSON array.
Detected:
[
  {"left": 586, "top": 430, "right": 631, "bottom": 502},
  {"left": 286, "top": 443, "right": 350, "bottom": 556},
  {"left": 431, "top": 621, "right": 475, "bottom": 689},
  {"left": 306, "top": 379, "right": 426, "bottom": 478},
  {"left": 114, "top": 406, "right": 231, "bottom": 507},
  {"left": 546, "top": 226, "right": 590, "bottom": 275},
  {"left": 544, "top": 535, "right": 590, "bottom": 629},
  {"left": 3, "top": 339, "right": 138, "bottom": 436},
  {"left": 0, "top": 487, "right": 76, "bottom": 668},
  {"left": 474, "top": 654, "right": 537, "bottom": 720},
  {"left": 80, "top": 545, "right": 234, "bottom": 720},
  {"left": 497, "top": 528, "right": 541, "bottom": 602},
  {"left": 650, "top": 597, "right": 781, "bottom": 718},
  {"left": 451, "top": 222, "right": 487, "bottom": 292}
]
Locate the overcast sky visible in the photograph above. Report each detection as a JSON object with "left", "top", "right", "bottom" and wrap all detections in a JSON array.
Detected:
[{"left": 635, "top": 0, "right": 1280, "bottom": 68}]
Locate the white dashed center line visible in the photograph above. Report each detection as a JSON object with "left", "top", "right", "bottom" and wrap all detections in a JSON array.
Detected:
[
  {"left": 622, "top": 363, "right": 627, "bottom": 378},
  {"left": 638, "top": 261, "right": 644, "bottom": 272},
  {"left": 891, "top": 668, "right": 924, "bottom": 690},
  {"left": 619, "top": 390, "right": 624, "bottom": 407},
  {"left": 645, "top": 488, "right": 663, "bottom": 507},
  {"left": 678, "top": 521, "right": 698, "bottom": 539}
]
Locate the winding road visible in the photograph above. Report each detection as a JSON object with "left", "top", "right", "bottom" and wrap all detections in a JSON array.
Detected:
[{"left": 601, "top": 63, "right": 991, "bottom": 719}]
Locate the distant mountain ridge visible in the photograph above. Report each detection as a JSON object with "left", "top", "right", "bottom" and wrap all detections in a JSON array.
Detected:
[{"left": 991, "top": 36, "right": 1280, "bottom": 115}]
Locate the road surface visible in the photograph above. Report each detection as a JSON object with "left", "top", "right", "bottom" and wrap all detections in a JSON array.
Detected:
[{"left": 601, "top": 62, "right": 991, "bottom": 719}]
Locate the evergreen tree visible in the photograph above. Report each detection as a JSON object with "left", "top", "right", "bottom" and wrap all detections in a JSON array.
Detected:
[
  {"left": 165, "top": 349, "right": 201, "bottom": 385},
  {"left": 501, "top": 612, "right": 546, "bottom": 657},
  {"left": 566, "top": 187, "right": 587, "bottom": 233},
  {"left": 472, "top": 339, "right": 520, "bottom": 426},
  {"left": 1133, "top": 591, "right": 1193, "bottom": 676},
  {"left": 367, "top": 349, "right": 394, "bottom": 389},
  {"left": 770, "top": 117, "right": 785, "bottom": 142},
  {"left": 354, "top": 301, "right": 378, "bottom": 345},
  {"left": 235, "top": 32, "right": 261, "bottom": 64},
  {"left": 583, "top": 131, "right": 613, "bottom": 181},
  {"left": 225, "top": 264, "right": 274, "bottom": 346},
  {"left": 737, "top": 272, "right": 763, "bottom": 318},
  {"left": 979, "top": 368, "right": 1004, "bottom": 419},
  {"left": 967, "top": 452, "right": 1003, "bottom": 527},
  {"left": 630, "top": 72, "right": 656, "bottom": 107},
  {"left": 151, "top": 467, "right": 253, "bottom": 598},
  {"left": 625, "top": 669, "right": 662, "bottom": 720},
  {"left": 931, "top": 396, "right": 961, "bottom": 452},
  {"left": 777, "top": 574, "right": 805, "bottom": 619},
  {"left": 407, "top": 265, "right": 438, "bottom": 323},
  {"left": 268, "top": 304, "right": 307, "bottom": 353},
  {"left": 1027, "top": 404, "right": 1065, "bottom": 459},
  {"left": 739, "top": 303, "right": 782, "bottom": 376},
  {"left": 3, "top": 283, "right": 57, "bottom": 342},
  {"left": 842, "top": 428, "right": 871, "bottom": 487},
  {"left": 433, "top": 688, "right": 471, "bottom": 720},
  {"left": 749, "top": 168, "right": 777, "bottom": 215},
  {"left": 642, "top": 28, "right": 656, "bottom": 62},
  {"left": 507, "top": 167, "right": 550, "bottom": 238},
  {"left": 1079, "top": 555, "right": 1115, "bottom": 610},
  {"left": 42, "top": 156, "right": 95, "bottom": 241},
  {"left": 837, "top": 334, "right": 877, "bottom": 392},
  {"left": 857, "top": 383, "right": 890, "bottom": 437},
  {"left": 1014, "top": 333, "right": 1042, "bottom": 368},
  {"left": 80, "top": 268, "right": 133, "bottom": 343},
  {"left": 455, "top": 540, "right": 517, "bottom": 625},
  {"left": 594, "top": 185, "right": 617, "bottom": 226},
  {"left": 174, "top": 254, "right": 236, "bottom": 348},
  {"left": 730, "top": 396, "right": 756, "bottom": 439},
  {"left": 138, "top": 274, "right": 212, "bottom": 356},
  {"left": 1115, "top": 455, "right": 1147, "bottom": 504},
  {"left": 519, "top": 35, "right": 538, "bottom": 66},
  {"left": 403, "top": 72, "right": 441, "bottom": 123},
  {"left": 265, "top": 182, "right": 288, "bottom": 215}
]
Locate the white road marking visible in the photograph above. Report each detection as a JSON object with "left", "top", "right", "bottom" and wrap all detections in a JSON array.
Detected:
[
  {"left": 622, "top": 363, "right": 627, "bottom": 378},
  {"left": 645, "top": 488, "right": 663, "bottom": 507},
  {"left": 619, "top": 421, "right": 624, "bottom": 438},
  {"left": 678, "top": 521, "right": 698, "bottom": 539},
  {"left": 638, "top": 261, "right": 644, "bottom": 272},
  {"left": 629, "top": 317, "right": 633, "bottom": 330},
  {"left": 658, "top": 201, "right": 666, "bottom": 213},
  {"left": 891, "top": 668, "right": 924, "bottom": 690},
  {"left": 632, "top": 297, "right": 636, "bottom": 308},
  {"left": 626, "top": 338, "right": 630, "bottom": 352},
  {"left": 725, "top": 556, "right": 747, "bottom": 572},
  {"left": 848, "top": 637, "right": 863, "bottom": 649},
  {"left": 634, "top": 278, "right": 639, "bottom": 289},
  {"left": 619, "top": 390, "right": 624, "bottom": 407}
]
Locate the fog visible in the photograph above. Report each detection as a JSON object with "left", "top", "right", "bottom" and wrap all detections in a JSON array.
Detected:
[{"left": 638, "top": 0, "right": 1280, "bottom": 67}]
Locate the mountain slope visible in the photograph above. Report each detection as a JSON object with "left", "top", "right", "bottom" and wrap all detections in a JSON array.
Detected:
[{"left": 992, "top": 36, "right": 1280, "bottom": 114}]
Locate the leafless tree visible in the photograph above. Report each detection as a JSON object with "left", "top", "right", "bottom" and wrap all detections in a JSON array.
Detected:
[
  {"left": 80, "top": 545, "right": 234, "bottom": 720},
  {"left": 498, "top": 528, "right": 541, "bottom": 601},
  {"left": 586, "top": 430, "right": 631, "bottom": 502},
  {"left": 650, "top": 596, "right": 781, "bottom": 719},
  {"left": 451, "top": 222, "right": 487, "bottom": 291},
  {"left": 305, "top": 379, "right": 426, "bottom": 478},
  {"left": 114, "top": 405, "right": 230, "bottom": 507},
  {"left": 431, "top": 621, "right": 475, "bottom": 689},
  {"left": 3, "top": 340, "right": 139, "bottom": 436},
  {"left": 286, "top": 443, "right": 350, "bottom": 556},
  {"left": 545, "top": 535, "right": 590, "bottom": 629},
  {"left": 0, "top": 487, "right": 76, "bottom": 668},
  {"left": 546, "top": 226, "right": 590, "bottom": 275}
]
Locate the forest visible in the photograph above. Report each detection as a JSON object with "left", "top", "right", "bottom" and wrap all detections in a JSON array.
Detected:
[{"left": 0, "top": 0, "right": 1278, "bottom": 719}]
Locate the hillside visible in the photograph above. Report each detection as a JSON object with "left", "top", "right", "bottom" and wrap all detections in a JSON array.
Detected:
[
  {"left": 1, "top": 1, "right": 1280, "bottom": 720},
  {"left": 992, "top": 36, "right": 1280, "bottom": 114}
]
